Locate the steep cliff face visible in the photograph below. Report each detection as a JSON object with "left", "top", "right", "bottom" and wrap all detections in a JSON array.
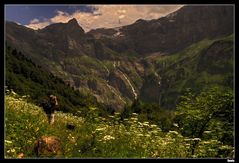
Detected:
[
  {"left": 89, "top": 6, "right": 233, "bottom": 55},
  {"left": 37, "top": 18, "right": 87, "bottom": 57},
  {"left": 5, "top": 6, "right": 233, "bottom": 111},
  {"left": 152, "top": 35, "right": 233, "bottom": 109},
  {"left": 197, "top": 40, "right": 233, "bottom": 74}
]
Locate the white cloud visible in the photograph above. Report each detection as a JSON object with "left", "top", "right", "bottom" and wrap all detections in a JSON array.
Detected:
[
  {"left": 50, "top": 10, "right": 72, "bottom": 23},
  {"left": 25, "top": 21, "right": 51, "bottom": 30},
  {"left": 119, "top": 15, "right": 125, "bottom": 19},
  {"left": 30, "top": 18, "right": 39, "bottom": 24},
  {"left": 117, "top": 9, "right": 126, "bottom": 14},
  {"left": 25, "top": 5, "right": 183, "bottom": 32}
]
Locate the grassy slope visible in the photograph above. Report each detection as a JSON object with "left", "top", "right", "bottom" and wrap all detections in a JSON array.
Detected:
[
  {"left": 147, "top": 34, "right": 234, "bottom": 109},
  {"left": 6, "top": 46, "right": 102, "bottom": 114},
  {"left": 5, "top": 92, "right": 234, "bottom": 158}
]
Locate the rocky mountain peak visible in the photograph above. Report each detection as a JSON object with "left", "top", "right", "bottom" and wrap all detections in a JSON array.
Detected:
[
  {"left": 66, "top": 18, "right": 85, "bottom": 33},
  {"left": 67, "top": 18, "right": 79, "bottom": 26},
  {"left": 37, "top": 17, "right": 85, "bottom": 35}
]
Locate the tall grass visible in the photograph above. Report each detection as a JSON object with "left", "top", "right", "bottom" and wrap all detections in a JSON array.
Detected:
[{"left": 5, "top": 90, "right": 234, "bottom": 158}]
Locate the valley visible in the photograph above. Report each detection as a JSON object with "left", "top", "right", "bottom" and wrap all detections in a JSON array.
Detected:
[
  {"left": 5, "top": 5, "right": 233, "bottom": 112},
  {"left": 4, "top": 4, "right": 234, "bottom": 159}
]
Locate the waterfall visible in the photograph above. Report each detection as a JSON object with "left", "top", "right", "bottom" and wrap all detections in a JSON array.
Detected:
[
  {"left": 118, "top": 70, "right": 138, "bottom": 100},
  {"left": 112, "top": 60, "right": 137, "bottom": 100},
  {"left": 106, "top": 83, "right": 126, "bottom": 104},
  {"left": 155, "top": 71, "right": 162, "bottom": 106}
]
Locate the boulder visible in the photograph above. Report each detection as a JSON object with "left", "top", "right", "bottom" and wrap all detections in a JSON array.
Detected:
[{"left": 34, "top": 136, "right": 62, "bottom": 157}]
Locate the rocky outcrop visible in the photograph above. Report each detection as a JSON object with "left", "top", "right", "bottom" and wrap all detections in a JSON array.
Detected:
[
  {"left": 34, "top": 136, "right": 62, "bottom": 157},
  {"left": 89, "top": 6, "right": 233, "bottom": 55},
  {"left": 109, "top": 70, "right": 136, "bottom": 100},
  {"left": 5, "top": 6, "right": 233, "bottom": 111},
  {"left": 140, "top": 73, "right": 161, "bottom": 103},
  {"left": 197, "top": 40, "right": 233, "bottom": 74}
]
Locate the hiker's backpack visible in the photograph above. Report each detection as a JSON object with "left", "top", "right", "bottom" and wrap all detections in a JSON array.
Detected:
[{"left": 41, "top": 101, "right": 53, "bottom": 114}]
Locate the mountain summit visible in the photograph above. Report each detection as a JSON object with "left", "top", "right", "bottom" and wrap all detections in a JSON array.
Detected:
[
  {"left": 65, "top": 18, "right": 85, "bottom": 34},
  {"left": 38, "top": 17, "right": 85, "bottom": 35},
  {"left": 66, "top": 18, "right": 83, "bottom": 31},
  {"left": 89, "top": 6, "right": 233, "bottom": 55},
  {"left": 67, "top": 18, "right": 79, "bottom": 26},
  {"left": 5, "top": 5, "right": 233, "bottom": 111}
]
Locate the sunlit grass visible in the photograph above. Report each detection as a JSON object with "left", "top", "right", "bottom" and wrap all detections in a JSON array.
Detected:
[{"left": 5, "top": 90, "right": 234, "bottom": 158}]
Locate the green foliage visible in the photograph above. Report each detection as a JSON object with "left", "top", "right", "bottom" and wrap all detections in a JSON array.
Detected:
[
  {"left": 152, "top": 35, "right": 233, "bottom": 109},
  {"left": 5, "top": 91, "right": 85, "bottom": 158},
  {"left": 6, "top": 46, "right": 101, "bottom": 114},
  {"left": 5, "top": 91, "right": 234, "bottom": 158},
  {"left": 5, "top": 34, "right": 234, "bottom": 158},
  {"left": 175, "top": 87, "right": 234, "bottom": 157},
  {"left": 121, "top": 99, "right": 175, "bottom": 132}
]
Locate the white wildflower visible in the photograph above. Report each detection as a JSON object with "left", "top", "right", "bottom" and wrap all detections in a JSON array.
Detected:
[
  {"left": 220, "top": 145, "right": 232, "bottom": 150},
  {"left": 5, "top": 140, "right": 12, "bottom": 144},
  {"left": 204, "top": 131, "right": 212, "bottom": 134},
  {"left": 192, "top": 138, "right": 201, "bottom": 141},
  {"left": 169, "top": 131, "right": 179, "bottom": 135},
  {"left": 95, "top": 127, "right": 106, "bottom": 131},
  {"left": 143, "top": 123, "right": 149, "bottom": 127},
  {"left": 10, "top": 148, "right": 16, "bottom": 153},
  {"left": 103, "top": 135, "right": 115, "bottom": 141},
  {"left": 173, "top": 123, "right": 179, "bottom": 127},
  {"left": 130, "top": 117, "right": 138, "bottom": 122},
  {"left": 150, "top": 124, "right": 157, "bottom": 128},
  {"left": 202, "top": 141, "right": 211, "bottom": 144},
  {"left": 11, "top": 90, "right": 16, "bottom": 95},
  {"left": 108, "top": 115, "right": 114, "bottom": 118}
]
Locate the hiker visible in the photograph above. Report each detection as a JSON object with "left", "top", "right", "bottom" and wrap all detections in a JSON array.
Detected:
[{"left": 41, "top": 95, "right": 59, "bottom": 124}]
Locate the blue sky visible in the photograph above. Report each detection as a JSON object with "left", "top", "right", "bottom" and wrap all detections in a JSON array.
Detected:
[
  {"left": 5, "top": 5, "right": 183, "bottom": 32},
  {"left": 5, "top": 5, "right": 96, "bottom": 25}
]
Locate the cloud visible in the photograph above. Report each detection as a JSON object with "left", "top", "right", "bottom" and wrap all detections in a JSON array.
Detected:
[
  {"left": 119, "top": 15, "right": 125, "bottom": 19},
  {"left": 30, "top": 18, "right": 40, "bottom": 24},
  {"left": 50, "top": 10, "right": 72, "bottom": 23},
  {"left": 25, "top": 21, "right": 51, "bottom": 30},
  {"left": 25, "top": 5, "right": 183, "bottom": 32},
  {"left": 117, "top": 9, "right": 126, "bottom": 14}
]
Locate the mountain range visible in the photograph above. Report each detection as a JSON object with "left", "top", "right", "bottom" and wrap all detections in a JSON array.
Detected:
[{"left": 5, "top": 5, "right": 234, "bottom": 111}]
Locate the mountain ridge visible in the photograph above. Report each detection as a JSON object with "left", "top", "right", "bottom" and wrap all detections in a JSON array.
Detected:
[
  {"left": 88, "top": 5, "right": 233, "bottom": 55},
  {"left": 5, "top": 5, "right": 234, "bottom": 111}
]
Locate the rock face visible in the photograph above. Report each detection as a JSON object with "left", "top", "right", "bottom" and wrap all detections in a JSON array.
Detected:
[
  {"left": 197, "top": 40, "right": 233, "bottom": 74},
  {"left": 34, "top": 136, "right": 62, "bottom": 157},
  {"left": 140, "top": 73, "right": 161, "bottom": 103},
  {"left": 109, "top": 70, "right": 135, "bottom": 100},
  {"left": 90, "top": 6, "right": 233, "bottom": 55},
  {"left": 5, "top": 5, "right": 233, "bottom": 111}
]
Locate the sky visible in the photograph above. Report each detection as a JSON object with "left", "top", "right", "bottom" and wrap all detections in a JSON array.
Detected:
[{"left": 5, "top": 5, "right": 183, "bottom": 32}]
